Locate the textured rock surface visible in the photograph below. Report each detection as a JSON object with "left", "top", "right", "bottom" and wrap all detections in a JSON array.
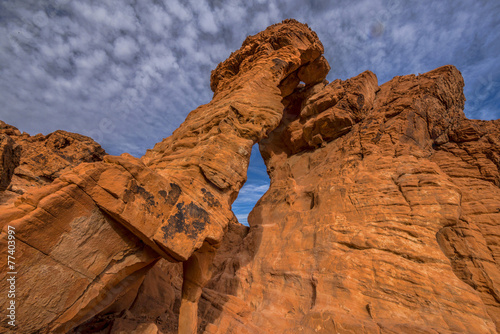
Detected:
[
  {"left": 197, "top": 65, "right": 500, "bottom": 333},
  {"left": 0, "top": 20, "right": 328, "bottom": 333},
  {"left": 0, "top": 133, "right": 21, "bottom": 192},
  {"left": 141, "top": 21, "right": 328, "bottom": 258},
  {"left": 70, "top": 217, "right": 248, "bottom": 334},
  {"left": 69, "top": 259, "right": 183, "bottom": 334},
  {"left": 0, "top": 121, "right": 106, "bottom": 206}
]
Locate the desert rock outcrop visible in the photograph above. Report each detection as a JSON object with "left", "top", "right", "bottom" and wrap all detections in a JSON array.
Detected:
[
  {"left": 0, "top": 121, "right": 106, "bottom": 206},
  {"left": 196, "top": 66, "right": 500, "bottom": 333},
  {"left": 0, "top": 20, "right": 329, "bottom": 333},
  {"left": 72, "top": 65, "right": 500, "bottom": 334}
]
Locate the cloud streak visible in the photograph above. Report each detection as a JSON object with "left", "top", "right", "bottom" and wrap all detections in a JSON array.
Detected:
[{"left": 233, "top": 182, "right": 270, "bottom": 225}]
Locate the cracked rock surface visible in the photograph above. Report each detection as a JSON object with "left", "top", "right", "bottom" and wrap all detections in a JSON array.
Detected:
[{"left": 197, "top": 66, "right": 500, "bottom": 333}]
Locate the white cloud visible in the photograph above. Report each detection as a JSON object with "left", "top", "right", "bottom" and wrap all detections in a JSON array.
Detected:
[
  {"left": 75, "top": 49, "right": 107, "bottom": 72},
  {"left": 75, "top": 2, "right": 137, "bottom": 32},
  {"left": 236, "top": 184, "right": 270, "bottom": 204},
  {"left": 232, "top": 175, "right": 270, "bottom": 226},
  {"left": 199, "top": 11, "right": 218, "bottom": 34},
  {"left": 147, "top": 6, "right": 173, "bottom": 35},
  {"left": 113, "top": 36, "right": 139, "bottom": 62},
  {"left": 165, "top": 0, "right": 192, "bottom": 22},
  {"left": 235, "top": 214, "right": 249, "bottom": 225}
]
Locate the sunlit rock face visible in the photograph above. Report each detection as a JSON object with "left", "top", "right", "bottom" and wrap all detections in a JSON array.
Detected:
[
  {"left": 197, "top": 65, "right": 500, "bottom": 333},
  {"left": 0, "top": 121, "right": 106, "bottom": 206}
]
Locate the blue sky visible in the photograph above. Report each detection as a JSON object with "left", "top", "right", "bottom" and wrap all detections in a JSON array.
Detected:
[{"left": 0, "top": 0, "right": 499, "bottom": 225}]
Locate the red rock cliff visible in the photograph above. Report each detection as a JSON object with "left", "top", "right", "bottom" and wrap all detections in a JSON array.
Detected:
[
  {"left": 0, "top": 20, "right": 328, "bottom": 334},
  {"left": 197, "top": 66, "right": 500, "bottom": 333}
]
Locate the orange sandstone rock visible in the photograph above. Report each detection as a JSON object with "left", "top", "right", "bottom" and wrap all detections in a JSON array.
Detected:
[
  {"left": 197, "top": 65, "right": 500, "bottom": 333},
  {"left": 0, "top": 19, "right": 328, "bottom": 333},
  {"left": 0, "top": 121, "right": 106, "bottom": 206}
]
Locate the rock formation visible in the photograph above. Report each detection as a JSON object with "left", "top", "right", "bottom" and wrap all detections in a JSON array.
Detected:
[
  {"left": 0, "top": 20, "right": 329, "bottom": 333},
  {"left": 194, "top": 65, "right": 500, "bottom": 333},
  {"left": 0, "top": 121, "right": 106, "bottom": 206},
  {"left": 1, "top": 19, "right": 500, "bottom": 334}
]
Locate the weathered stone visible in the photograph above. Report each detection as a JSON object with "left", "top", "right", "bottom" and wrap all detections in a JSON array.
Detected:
[
  {"left": 297, "top": 55, "right": 330, "bottom": 85},
  {"left": 0, "top": 123, "right": 106, "bottom": 207},
  {"left": 0, "top": 19, "right": 329, "bottom": 333},
  {"left": 0, "top": 134, "right": 21, "bottom": 192},
  {"left": 197, "top": 65, "right": 500, "bottom": 333}
]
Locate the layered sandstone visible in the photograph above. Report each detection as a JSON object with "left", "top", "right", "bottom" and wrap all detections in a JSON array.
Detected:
[
  {"left": 0, "top": 121, "right": 106, "bottom": 206},
  {"left": 73, "top": 66, "right": 500, "bottom": 334},
  {"left": 0, "top": 20, "right": 329, "bottom": 333},
  {"left": 196, "top": 66, "right": 500, "bottom": 333}
]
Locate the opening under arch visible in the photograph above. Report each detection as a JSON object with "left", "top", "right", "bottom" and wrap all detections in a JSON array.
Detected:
[{"left": 232, "top": 145, "right": 270, "bottom": 226}]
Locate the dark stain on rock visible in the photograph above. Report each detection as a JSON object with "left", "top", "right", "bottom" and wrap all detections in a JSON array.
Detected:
[
  {"left": 159, "top": 183, "right": 182, "bottom": 206},
  {"left": 271, "top": 58, "right": 287, "bottom": 71},
  {"left": 49, "top": 136, "right": 71, "bottom": 149},
  {"left": 32, "top": 153, "right": 47, "bottom": 164},
  {"left": 161, "top": 202, "right": 209, "bottom": 240},
  {"left": 123, "top": 188, "right": 135, "bottom": 203},
  {"left": 201, "top": 188, "right": 221, "bottom": 208},
  {"left": 55, "top": 152, "right": 74, "bottom": 163},
  {"left": 123, "top": 179, "right": 155, "bottom": 209},
  {"left": 357, "top": 94, "right": 365, "bottom": 110},
  {"left": 372, "top": 131, "right": 382, "bottom": 144},
  {"left": 136, "top": 185, "right": 155, "bottom": 207}
]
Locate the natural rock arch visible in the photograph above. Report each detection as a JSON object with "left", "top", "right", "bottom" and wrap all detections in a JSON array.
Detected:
[{"left": 0, "top": 19, "right": 330, "bottom": 333}]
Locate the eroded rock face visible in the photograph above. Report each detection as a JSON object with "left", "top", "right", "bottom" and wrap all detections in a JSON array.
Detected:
[
  {"left": 0, "top": 121, "right": 106, "bottom": 206},
  {"left": 0, "top": 133, "right": 21, "bottom": 192},
  {"left": 0, "top": 20, "right": 329, "bottom": 333},
  {"left": 198, "top": 66, "right": 500, "bottom": 333}
]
